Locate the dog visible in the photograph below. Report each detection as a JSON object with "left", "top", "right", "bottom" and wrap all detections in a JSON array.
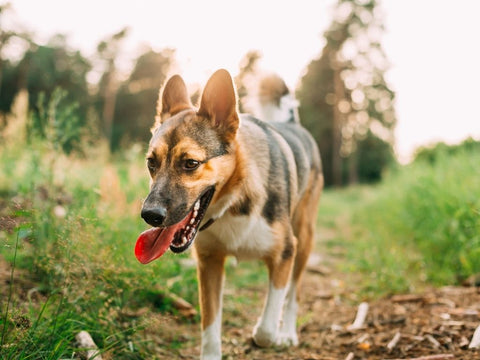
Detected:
[{"left": 135, "top": 69, "right": 323, "bottom": 359}]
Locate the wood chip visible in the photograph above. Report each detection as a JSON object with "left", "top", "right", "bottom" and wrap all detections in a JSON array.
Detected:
[
  {"left": 75, "top": 331, "right": 102, "bottom": 360},
  {"left": 391, "top": 294, "right": 425, "bottom": 303},
  {"left": 344, "top": 352, "right": 354, "bottom": 360},
  {"left": 459, "top": 336, "right": 470, "bottom": 348},
  {"left": 469, "top": 322, "right": 480, "bottom": 348},
  {"left": 166, "top": 292, "right": 198, "bottom": 317},
  {"left": 357, "top": 342, "right": 371, "bottom": 351},
  {"left": 440, "top": 286, "right": 477, "bottom": 295},
  {"left": 442, "top": 320, "right": 464, "bottom": 327},
  {"left": 348, "top": 302, "right": 369, "bottom": 330},
  {"left": 448, "top": 307, "right": 479, "bottom": 317},
  {"left": 387, "top": 331, "right": 401, "bottom": 352},
  {"left": 355, "top": 333, "right": 369, "bottom": 344},
  {"left": 425, "top": 334, "right": 441, "bottom": 348}
]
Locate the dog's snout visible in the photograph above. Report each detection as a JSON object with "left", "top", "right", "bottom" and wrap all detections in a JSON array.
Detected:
[{"left": 141, "top": 206, "right": 167, "bottom": 227}]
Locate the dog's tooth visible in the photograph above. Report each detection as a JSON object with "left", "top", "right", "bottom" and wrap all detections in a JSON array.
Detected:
[
  {"left": 194, "top": 201, "right": 200, "bottom": 211},
  {"left": 193, "top": 210, "right": 198, "bottom": 218},
  {"left": 182, "top": 236, "right": 187, "bottom": 245},
  {"left": 186, "top": 225, "right": 190, "bottom": 231},
  {"left": 190, "top": 218, "right": 195, "bottom": 225}
]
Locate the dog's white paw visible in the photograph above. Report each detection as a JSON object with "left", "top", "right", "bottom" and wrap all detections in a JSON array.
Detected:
[
  {"left": 252, "top": 324, "right": 277, "bottom": 348},
  {"left": 275, "top": 331, "right": 299, "bottom": 347}
]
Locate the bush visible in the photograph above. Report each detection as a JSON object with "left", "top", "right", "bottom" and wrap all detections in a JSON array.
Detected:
[{"left": 413, "top": 137, "right": 480, "bottom": 165}]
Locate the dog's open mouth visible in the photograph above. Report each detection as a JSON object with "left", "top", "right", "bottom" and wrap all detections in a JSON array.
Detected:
[{"left": 135, "top": 187, "right": 215, "bottom": 264}]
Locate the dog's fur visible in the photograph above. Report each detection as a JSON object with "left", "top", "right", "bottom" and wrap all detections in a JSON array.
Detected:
[{"left": 139, "top": 69, "right": 323, "bottom": 359}]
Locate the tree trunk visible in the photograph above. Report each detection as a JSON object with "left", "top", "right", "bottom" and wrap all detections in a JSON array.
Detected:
[
  {"left": 101, "top": 61, "right": 117, "bottom": 150},
  {"left": 348, "top": 151, "right": 358, "bottom": 185},
  {"left": 332, "top": 66, "right": 344, "bottom": 187}
]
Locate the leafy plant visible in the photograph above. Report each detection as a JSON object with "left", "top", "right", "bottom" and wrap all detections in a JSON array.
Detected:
[{"left": 28, "top": 87, "right": 84, "bottom": 154}]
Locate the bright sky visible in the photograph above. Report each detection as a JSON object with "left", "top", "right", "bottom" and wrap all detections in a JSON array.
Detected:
[{"left": 4, "top": 0, "right": 480, "bottom": 162}]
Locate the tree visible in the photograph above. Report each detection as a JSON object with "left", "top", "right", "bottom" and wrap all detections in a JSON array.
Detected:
[
  {"left": 297, "top": 0, "right": 396, "bottom": 186},
  {"left": 0, "top": 3, "right": 32, "bottom": 126},
  {"left": 95, "top": 27, "right": 129, "bottom": 147},
  {"left": 15, "top": 35, "right": 91, "bottom": 151},
  {"left": 297, "top": 55, "right": 336, "bottom": 186},
  {"left": 111, "top": 48, "right": 175, "bottom": 150},
  {"left": 0, "top": 3, "right": 15, "bottom": 106}
]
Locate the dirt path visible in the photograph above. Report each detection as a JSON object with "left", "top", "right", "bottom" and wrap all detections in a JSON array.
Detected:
[
  {"left": 159, "top": 265, "right": 480, "bottom": 360},
  {"left": 144, "top": 229, "right": 480, "bottom": 359},
  {"left": 210, "top": 260, "right": 479, "bottom": 359}
]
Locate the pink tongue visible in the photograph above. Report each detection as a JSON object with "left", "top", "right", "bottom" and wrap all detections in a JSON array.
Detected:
[{"left": 135, "top": 214, "right": 192, "bottom": 264}]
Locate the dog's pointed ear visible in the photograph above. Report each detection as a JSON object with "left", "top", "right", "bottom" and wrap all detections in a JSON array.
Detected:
[
  {"left": 197, "top": 69, "right": 239, "bottom": 141},
  {"left": 156, "top": 75, "right": 192, "bottom": 125}
]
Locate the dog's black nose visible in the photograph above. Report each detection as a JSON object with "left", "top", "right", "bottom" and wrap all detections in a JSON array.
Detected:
[{"left": 141, "top": 207, "right": 167, "bottom": 227}]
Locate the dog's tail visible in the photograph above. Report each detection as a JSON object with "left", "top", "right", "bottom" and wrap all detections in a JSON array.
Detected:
[{"left": 252, "top": 74, "right": 300, "bottom": 123}]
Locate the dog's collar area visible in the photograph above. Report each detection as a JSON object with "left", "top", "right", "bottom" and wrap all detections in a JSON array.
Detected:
[{"left": 199, "top": 218, "right": 215, "bottom": 231}]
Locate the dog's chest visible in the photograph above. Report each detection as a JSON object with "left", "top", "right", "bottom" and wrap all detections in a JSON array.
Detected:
[{"left": 197, "top": 214, "right": 274, "bottom": 259}]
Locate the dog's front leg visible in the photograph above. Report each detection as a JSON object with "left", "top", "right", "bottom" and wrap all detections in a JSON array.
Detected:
[
  {"left": 197, "top": 253, "right": 226, "bottom": 360},
  {"left": 253, "top": 240, "right": 295, "bottom": 347}
]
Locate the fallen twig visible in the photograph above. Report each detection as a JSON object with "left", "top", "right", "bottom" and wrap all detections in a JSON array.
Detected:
[
  {"left": 345, "top": 352, "right": 354, "bottom": 360},
  {"left": 390, "top": 294, "right": 425, "bottom": 303},
  {"left": 386, "top": 331, "right": 401, "bottom": 352},
  {"left": 448, "top": 307, "right": 478, "bottom": 317},
  {"left": 348, "top": 302, "right": 369, "bottom": 330},
  {"left": 459, "top": 336, "right": 470, "bottom": 348},
  {"left": 75, "top": 331, "right": 102, "bottom": 360},
  {"left": 425, "top": 334, "right": 441, "bottom": 349},
  {"left": 355, "top": 333, "right": 369, "bottom": 344},
  {"left": 166, "top": 292, "right": 198, "bottom": 317},
  {"left": 469, "top": 322, "right": 480, "bottom": 348}
]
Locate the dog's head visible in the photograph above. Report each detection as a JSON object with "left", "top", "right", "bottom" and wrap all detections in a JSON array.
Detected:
[{"left": 135, "top": 69, "right": 239, "bottom": 264}]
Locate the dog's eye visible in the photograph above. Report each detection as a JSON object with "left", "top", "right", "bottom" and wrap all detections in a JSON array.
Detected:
[
  {"left": 183, "top": 159, "right": 201, "bottom": 171},
  {"left": 147, "top": 158, "right": 157, "bottom": 173}
]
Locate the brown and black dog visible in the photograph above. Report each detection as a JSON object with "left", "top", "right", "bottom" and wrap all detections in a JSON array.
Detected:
[{"left": 135, "top": 69, "right": 323, "bottom": 359}]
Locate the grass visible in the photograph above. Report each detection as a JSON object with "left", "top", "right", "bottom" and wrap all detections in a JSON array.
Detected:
[
  {"left": 1, "top": 132, "right": 479, "bottom": 357},
  {"left": 335, "top": 149, "right": 480, "bottom": 296},
  {"left": 0, "top": 141, "right": 199, "bottom": 358}
]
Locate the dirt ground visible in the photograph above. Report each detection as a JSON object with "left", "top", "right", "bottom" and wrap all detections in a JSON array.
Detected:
[{"left": 137, "top": 249, "right": 480, "bottom": 360}]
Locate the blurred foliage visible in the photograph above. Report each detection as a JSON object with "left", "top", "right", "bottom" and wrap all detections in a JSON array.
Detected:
[
  {"left": 112, "top": 48, "right": 174, "bottom": 151},
  {"left": 413, "top": 137, "right": 480, "bottom": 164},
  {"left": 1, "top": 0, "right": 397, "bottom": 184},
  {"left": 325, "top": 142, "right": 480, "bottom": 297},
  {"left": 0, "top": 58, "right": 18, "bottom": 116},
  {"left": 297, "top": 0, "right": 396, "bottom": 186},
  {"left": 19, "top": 37, "right": 92, "bottom": 127},
  {"left": 28, "top": 88, "right": 83, "bottom": 154},
  {"left": 94, "top": 27, "right": 130, "bottom": 147},
  {"left": 0, "top": 7, "right": 178, "bottom": 154},
  {"left": 354, "top": 129, "right": 393, "bottom": 182}
]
